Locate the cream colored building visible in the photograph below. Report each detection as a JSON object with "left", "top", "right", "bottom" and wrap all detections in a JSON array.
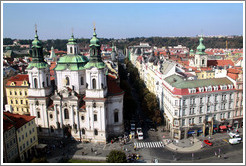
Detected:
[{"left": 6, "top": 74, "right": 29, "bottom": 115}]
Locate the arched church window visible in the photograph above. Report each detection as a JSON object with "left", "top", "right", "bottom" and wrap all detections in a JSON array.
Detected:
[
  {"left": 46, "top": 77, "right": 49, "bottom": 86},
  {"left": 50, "top": 114, "right": 53, "bottom": 119},
  {"left": 93, "top": 49, "right": 96, "bottom": 56},
  {"left": 114, "top": 110, "right": 119, "bottom": 123},
  {"left": 42, "top": 82, "right": 45, "bottom": 88},
  {"left": 64, "top": 109, "right": 69, "bottom": 119},
  {"left": 37, "top": 111, "right": 40, "bottom": 118},
  {"left": 202, "top": 59, "right": 205, "bottom": 65},
  {"left": 196, "top": 59, "right": 198, "bottom": 64},
  {"left": 74, "top": 48, "right": 77, "bottom": 54},
  {"left": 101, "top": 83, "right": 103, "bottom": 89},
  {"left": 94, "top": 114, "right": 97, "bottom": 121},
  {"left": 70, "top": 47, "right": 73, "bottom": 54},
  {"left": 82, "top": 128, "right": 85, "bottom": 135},
  {"left": 66, "top": 77, "right": 70, "bottom": 86},
  {"left": 94, "top": 129, "right": 98, "bottom": 136},
  {"left": 34, "top": 78, "right": 38, "bottom": 88},
  {"left": 81, "top": 77, "right": 84, "bottom": 85},
  {"left": 92, "top": 78, "right": 96, "bottom": 89}
]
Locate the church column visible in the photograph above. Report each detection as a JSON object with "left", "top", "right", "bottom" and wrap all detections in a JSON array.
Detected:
[
  {"left": 59, "top": 104, "right": 63, "bottom": 127},
  {"left": 54, "top": 104, "right": 58, "bottom": 128},
  {"left": 71, "top": 105, "right": 75, "bottom": 128}
]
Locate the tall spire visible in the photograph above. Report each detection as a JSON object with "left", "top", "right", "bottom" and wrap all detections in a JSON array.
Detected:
[
  {"left": 196, "top": 35, "right": 206, "bottom": 54},
  {"left": 84, "top": 25, "right": 106, "bottom": 69}
]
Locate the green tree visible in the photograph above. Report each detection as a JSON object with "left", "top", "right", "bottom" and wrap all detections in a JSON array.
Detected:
[{"left": 106, "top": 150, "right": 127, "bottom": 163}]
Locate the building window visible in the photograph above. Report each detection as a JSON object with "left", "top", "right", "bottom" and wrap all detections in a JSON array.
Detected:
[
  {"left": 30, "top": 138, "right": 32, "bottom": 143},
  {"left": 34, "top": 78, "right": 38, "bottom": 88},
  {"left": 15, "top": 91, "right": 17, "bottom": 95},
  {"left": 81, "top": 77, "right": 84, "bottom": 85},
  {"left": 214, "top": 104, "right": 217, "bottom": 111},
  {"left": 81, "top": 115, "right": 85, "bottom": 121},
  {"left": 64, "top": 109, "right": 69, "bottom": 119},
  {"left": 92, "top": 78, "right": 96, "bottom": 89},
  {"left": 82, "top": 128, "right": 85, "bottom": 135},
  {"left": 10, "top": 91, "right": 12, "bottom": 95},
  {"left": 66, "top": 77, "right": 70, "bottom": 86},
  {"left": 25, "top": 91, "right": 27, "bottom": 96},
  {"left": 182, "top": 119, "right": 185, "bottom": 126},
  {"left": 192, "top": 118, "right": 194, "bottom": 124},
  {"left": 199, "top": 117, "right": 202, "bottom": 123},
  {"left": 16, "top": 100, "right": 18, "bottom": 104},
  {"left": 207, "top": 106, "right": 210, "bottom": 112},
  {"left": 94, "top": 129, "right": 98, "bottom": 135},
  {"left": 21, "top": 100, "right": 23, "bottom": 104},
  {"left": 200, "top": 106, "right": 203, "bottom": 113},
  {"left": 182, "top": 109, "right": 185, "bottom": 116},
  {"left": 114, "top": 111, "right": 119, "bottom": 123},
  {"left": 26, "top": 141, "right": 29, "bottom": 146},
  {"left": 94, "top": 114, "right": 97, "bottom": 121},
  {"left": 20, "top": 91, "right": 22, "bottom": 95},
  {"left": 213, "top": 114, "right": 216, "bottom": 120},
  {"left": 46, "top": 77, "right": 49, "bottom": 86},
  {"left": 37, "top": 111, "right": 40, "bottom": 118},
  {"left": 228, "top": 112, "right": 230, "bottom": 119},
  {"left": 26, "top": 100, "right": 28, "bottom": 105},
  {"left": 189, "top": 119, "right": 191, "bottom": 124},
  {"left": 11, "top": 100, "right": 13, "bottom": 104},
  {"left": 50, "top": 114, "right": 53, "bottom": 119}
]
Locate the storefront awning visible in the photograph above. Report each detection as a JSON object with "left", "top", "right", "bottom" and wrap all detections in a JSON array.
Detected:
[
  {"left": 188, "top": 131, "right": 195, "bottom": 134},
  {"left": 219, "top": 125, "right": 227, "bottom": 130},
  {"left": 197, "top": 130, "right": 203, "bottom": 133}
]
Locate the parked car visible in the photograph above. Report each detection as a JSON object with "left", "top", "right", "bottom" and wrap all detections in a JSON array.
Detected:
[
  {"left": 229, "top": 137, "right": 242, "bottom": 145},
  {"left": 228, "top": 132, "right": 240, "bottom": 138},
  {"left": 136, "top": 127, "right": 142, "bottom": 134},
  {"left": 131, "top": 124, "right": 136, "bottom": 131},
  {"left": 204, "top": 140, "right": 213, "bottom": 146},
  {"left": 138, "top": 132, "right": 144, "bottom": 140}
]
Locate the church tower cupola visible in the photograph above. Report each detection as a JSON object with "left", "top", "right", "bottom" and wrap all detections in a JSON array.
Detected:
[
  {"left": 194, "top": 36, "right": 208, "bottom": 68},
  {"left": 84, "top": 26, "right": 106, "bottom": 69},
  {"left": 27, "top": 25, "right": 48, "bottom": 69},
  {"left": 67, "top": 31, "right": 79, "bottom": 55}
]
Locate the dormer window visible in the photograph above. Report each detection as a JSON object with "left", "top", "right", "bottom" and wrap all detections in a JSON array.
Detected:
[
  {"left": 213, "top": 86, "right": 218, "bottom": 91},
  {"left": 188, "top": 88, "right": 196, "bottom": 93},
  {"left": 206, "top": 86, "right": 212, "bottom": 92},
  {"left": 220, "top": 85, "right": 227, "bottom": 90},
  {"left": 199, "top": 87, "right": 204, "bottom": 92},
  {"left": 228, "top": 84, "right": 233, "bottom": 89}
]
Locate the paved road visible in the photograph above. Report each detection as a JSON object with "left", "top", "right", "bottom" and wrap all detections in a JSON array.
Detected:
[{"left": 127, "top": 74, "right": 243, "bottom": 163}]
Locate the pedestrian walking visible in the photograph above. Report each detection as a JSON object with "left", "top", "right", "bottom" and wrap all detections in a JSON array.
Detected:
[
  {"left": 134, "top": 145, "right": 137, "bottom": 151},
  {"left": 214, "top": 151, "right": 217, "bottom": 156},
  {"left": 91, "top": 148, "right": 93, "bottom": 152}
]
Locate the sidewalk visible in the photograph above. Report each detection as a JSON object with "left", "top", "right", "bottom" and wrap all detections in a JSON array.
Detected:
[{"left": 157, "top": 127, "right": 243, "bottom": 153}]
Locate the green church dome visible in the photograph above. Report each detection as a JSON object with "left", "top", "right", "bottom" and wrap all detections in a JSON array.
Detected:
[
  {"left": 58, "top": 54, "right": 88, "bottom": 63},
  {"left": 196, "top": 37, "right": 206, "bottom": 54}
]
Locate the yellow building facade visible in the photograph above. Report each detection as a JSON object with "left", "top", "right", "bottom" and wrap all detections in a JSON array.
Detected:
[
  {"left": 196, "top": 70, "right": 215, "bottom": 79},
  {"left": 6, "top": 75, "right": 29, "bottom": 115}
]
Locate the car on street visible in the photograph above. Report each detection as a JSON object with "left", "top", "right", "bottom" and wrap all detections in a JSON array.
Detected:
[
  {"left": 138, "top": 132, "right": 144, "bottom": 140},
  {"left": 131, "top": 123, "right": 136, "bottom": 131},
  {"left": 229, "top": 137, "right": 242, "bottom": 145},
  {"left": 204, "top": 140, "right": 213, "bottom": 146},
  {"left": 136, "top": 127, "right": 142, "bottom": 134},
  {"left": 228, "top": 132, "right": 240, "bottom": 138}
]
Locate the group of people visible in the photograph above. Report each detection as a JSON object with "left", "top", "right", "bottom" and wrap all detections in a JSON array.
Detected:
[{"left": 127, "top": 153, "right": 140, "bottom": 162}]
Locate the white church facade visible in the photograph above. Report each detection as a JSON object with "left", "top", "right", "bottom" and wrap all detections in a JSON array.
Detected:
[{"left": 26, "top": 27, "right": 124, "bottom": 143}]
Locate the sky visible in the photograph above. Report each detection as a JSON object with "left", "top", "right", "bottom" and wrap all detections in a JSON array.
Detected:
[{"left": 2, "top": 2, "right": 244, "bottom": 39}]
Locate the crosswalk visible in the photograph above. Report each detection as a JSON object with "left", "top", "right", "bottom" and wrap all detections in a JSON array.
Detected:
[{"left": 134, "top": 141, "right": 165, "bottom": 149}]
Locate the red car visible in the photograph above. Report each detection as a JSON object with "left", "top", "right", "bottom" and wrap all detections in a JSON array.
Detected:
[{"left": 204, "top": 140, "right": 213, "bottom": 146}]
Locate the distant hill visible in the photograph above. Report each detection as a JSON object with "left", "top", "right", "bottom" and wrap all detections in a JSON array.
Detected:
[{"left": 4, "top": 36, "right": 243, "bottom": 51}]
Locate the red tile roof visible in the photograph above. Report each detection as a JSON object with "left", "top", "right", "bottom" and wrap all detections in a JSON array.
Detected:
[
  {"left": 227, "top": 73, "right": 238, "bottom": 80},
  {"left": 107, "top": 75, "right": 124, "bottom": 96},
  {"left": 3, "top": 112, "right": 35, "bottom": 130},
  {"left": 207, "top": 60, "right": 234, "bottom": 67},
  {"left": 6, "top": 74, "right": 29, "bottom": 86}
]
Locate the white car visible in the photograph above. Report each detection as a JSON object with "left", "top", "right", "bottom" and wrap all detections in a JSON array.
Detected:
[
  {"left": 228, "top": 132, "right": 240, "bottom": 138},
  {"left": 229, "top": 137, "right": 242, "bottom": 145},
  {"left": 138, "top": 132, "right": 144, "bottom": 140},
  {"left": 136, "top": 127, "right": 142, "bottom": 134}
]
